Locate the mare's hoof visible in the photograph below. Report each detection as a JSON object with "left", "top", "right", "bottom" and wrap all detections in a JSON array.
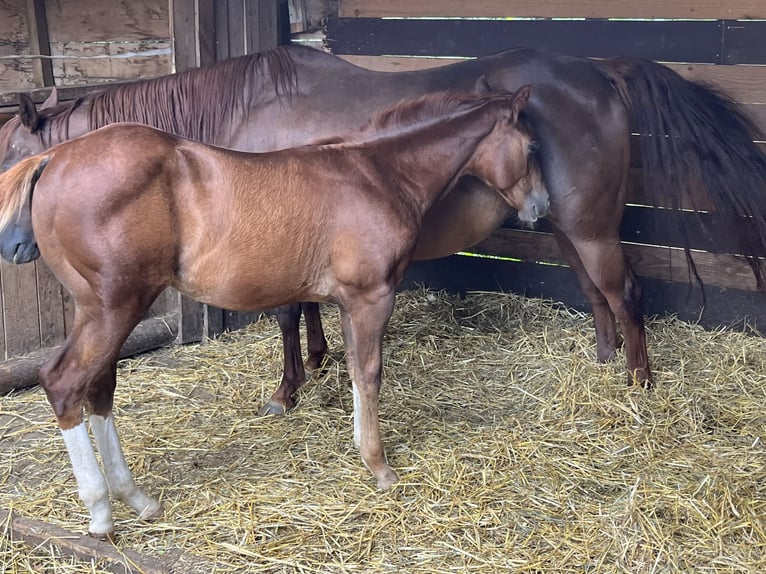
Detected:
[
  {"left": 258, "top": 400, "right": 289, "bottom": 416},
  {"left": 627, "top": 373, "right": 654, "bottom": 390}
]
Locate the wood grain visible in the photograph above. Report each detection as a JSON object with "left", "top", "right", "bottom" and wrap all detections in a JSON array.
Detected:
[
  {"left": 338, "top": 0, "right": 766, "bottom": 20},
  {"left": 45, "top": 0, "right": 170, "bottom": 43}
]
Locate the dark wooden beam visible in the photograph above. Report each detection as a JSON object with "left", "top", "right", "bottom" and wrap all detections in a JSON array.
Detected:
[{"left": 326, "top": 18, "right": 741, "bottom": 63}]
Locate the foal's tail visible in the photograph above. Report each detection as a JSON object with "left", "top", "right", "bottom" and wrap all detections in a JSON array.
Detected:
[
  {"left": 0, "top": 154, "right": 49, "bottom": 234},
  {"left": 602, "top": 58, "right": 766, "bottom": 289}
]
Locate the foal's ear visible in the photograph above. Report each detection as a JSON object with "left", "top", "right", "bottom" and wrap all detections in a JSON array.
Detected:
[
  {"left": 18, "top": 93, "right": 41, "bottom": 132},
  {"left": 511, "top": 85, "right": 532, "bottom": 123}
]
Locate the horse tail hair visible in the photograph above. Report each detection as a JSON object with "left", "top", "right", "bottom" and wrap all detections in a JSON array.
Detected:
[
  {"left": 0, "top": 154, "right": 50, "bottom": 234},
  {"left": 602, "top": 58, "right": 766, "bottom": 290}
]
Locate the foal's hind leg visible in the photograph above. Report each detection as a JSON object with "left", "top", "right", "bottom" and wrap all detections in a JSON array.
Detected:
[
  {"left": 552, "top": 226, "right": 619, "bottom": 361},
  {"left": 39, "top": 302, "right": 161, "bottom": 538}
]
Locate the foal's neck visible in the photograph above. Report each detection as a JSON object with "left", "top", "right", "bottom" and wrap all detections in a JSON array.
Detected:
[{"left": 370, "top": 109, "right": 494, "bottom": 216}]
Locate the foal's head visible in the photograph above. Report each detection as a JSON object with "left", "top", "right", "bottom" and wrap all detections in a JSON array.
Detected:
[
  {"left": 465, "top": 86, "right": 548, "bottom": 221},
  {"left": 468, "top": 87, "right": 535, "bottom": 189}
]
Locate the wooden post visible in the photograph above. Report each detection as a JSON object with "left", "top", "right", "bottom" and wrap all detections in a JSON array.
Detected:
[
  {"left": 24, "top": 0, "right": 54, "bottom": 87},
  {"left": 170, "top": 0, "right": 289, "bottom": 341}
]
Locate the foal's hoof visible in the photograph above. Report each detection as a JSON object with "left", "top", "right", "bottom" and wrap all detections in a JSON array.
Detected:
[
  {"left": 88, "top": 528, "right": 115, "bottom": 542},
  {"left": 376, "top": 468, "right": 399, "bottom": 490},
  {"left": 258, "top": 400, "right": 290, "bottom": 416},
  {"left": 138, "top": 500, "right": 164, "bottom": 522}
]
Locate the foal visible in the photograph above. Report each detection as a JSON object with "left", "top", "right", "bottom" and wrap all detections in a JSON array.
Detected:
[{"left": 0, "top": 88, "right": 542, "bottom": 538}]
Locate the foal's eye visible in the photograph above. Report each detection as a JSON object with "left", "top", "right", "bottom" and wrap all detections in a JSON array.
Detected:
[{"left": 527, "top": 141, "right": 540, "bottom": 154}]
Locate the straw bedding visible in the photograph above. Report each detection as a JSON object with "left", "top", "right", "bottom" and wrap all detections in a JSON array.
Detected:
[{"left": 1, "top": 288, "right": 765, "bottom": 573}]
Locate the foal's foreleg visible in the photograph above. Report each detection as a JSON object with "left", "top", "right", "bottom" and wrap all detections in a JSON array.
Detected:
[{"left": 339, "top": 290, "right": 399, "bottom": 489}]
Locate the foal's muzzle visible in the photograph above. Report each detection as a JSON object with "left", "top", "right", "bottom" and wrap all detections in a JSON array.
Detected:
[{"left": 518, "top": 185, "right": 550, "bottom": 224}]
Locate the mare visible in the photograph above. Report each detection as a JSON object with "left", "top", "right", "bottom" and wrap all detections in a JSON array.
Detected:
[
  {"left": 2, "top": 45, "right": 766, "bottom": 404},
  {"left": 0, "top": 89, "right": 540, "bottom": 538}
]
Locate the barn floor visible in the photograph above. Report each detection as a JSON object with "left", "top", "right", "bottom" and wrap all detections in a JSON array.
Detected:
[{"left": 1, "top": 288, "right": 765, "bottom": 573}]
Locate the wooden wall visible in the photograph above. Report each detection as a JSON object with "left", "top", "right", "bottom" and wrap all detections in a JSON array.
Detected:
[
  {"left": 0, "top": 0, "right": 290, "bottom": 371},
  {"left": 325, "top": 0, "right": 766, "bottom": 330},
  {"left": 0, "top": 0, "right": 171, "bottom": 95}
]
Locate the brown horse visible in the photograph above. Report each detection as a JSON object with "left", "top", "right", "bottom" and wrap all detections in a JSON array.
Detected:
[
  {"left": 0, "top": 89, "right": 539, "bottom": 538},
  {"left": 2, "top": 45, "right": 766, "bottom": 400}
]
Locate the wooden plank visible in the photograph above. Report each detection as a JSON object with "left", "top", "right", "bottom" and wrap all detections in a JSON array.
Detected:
[
  {"left": 48, "top": 41, "right": 172, "bottom": 86},
  {"left": 198, "top": 0, "right": 217, "bottom": 67},
  {"left": 35, "top": 260, "right": 66, "bottom": 349},
  {"left": 0, "top": 0, "right": 27, "bottom": 46},
  {"left": 0, "top": 62, "right": 36, "bottom": 92},
  {"left": 723, "top": 20, "right": 766, "bottom": 65},
  {"left": 25, "top": 0, "right": 54, "bottom": 87},
  {"left": 214, "top": 0, "right": 230, "bottom": 60},
  {"left": 245, "top": 0, "right": 282, "bottom": 54},
  {"left": 0, "top": 261, "right": 40, "bottom": 359},
  {"left": 227, "top": 0, "right": 247, "bottom": 57},
  {"left": 338, "top": 0, "right": 766, "bottom": 20},
  {"left": 1, "top": 507, "right": 221, "bottom": 573},
  {"left": 176, "top": 293, "right": 205, "bottom": 344},
  {"left": 44, "top": 0, "right": 170, "bottom": 43},
  {"left": 505, "top": 206, "right": 766, "bottom": 257},
  {"left": 471, "top": 228, "right": 760, "bottom": 292},
  {"left": 326, "top": 18, "right": 728, "bottom": 63},
  {"left": 403, "top": 256, "right": 766, "bottom": 331},
  {"left": 0, "top": 0, "right": 35, "bottom": 91},
  {"left": 171, "top": 0, "right": 198, "bottom": 72}
]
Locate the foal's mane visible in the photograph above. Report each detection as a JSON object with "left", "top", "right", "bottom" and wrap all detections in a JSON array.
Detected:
[{"left": 40, "top": 46, "right": 298, "bottom": 145}]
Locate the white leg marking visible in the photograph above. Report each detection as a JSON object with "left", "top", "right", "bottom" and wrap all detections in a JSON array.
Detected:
[
  {"left": 352, "top": 381, "right": 362, "bottom": 449},
  {"left": 61, "top": 422, "right": 113, "bottom": 536},
  {"left": 89, "top": 414, "right": 162, "bottom": 520}
]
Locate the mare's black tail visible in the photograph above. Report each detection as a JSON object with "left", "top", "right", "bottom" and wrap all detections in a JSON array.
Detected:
[{"left": 603, "top": 58, "right": 766, "bottom": 289}]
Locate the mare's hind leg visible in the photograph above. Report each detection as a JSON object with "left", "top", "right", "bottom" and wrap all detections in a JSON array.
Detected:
[
  {"left": 261, "top": 302, "right": 329, "bottom": 416},
  {"left": 552, "top": 226, "right": 619, "bottom": 361},
  {"left": 302, "top": 302, "right": 328, "bottom": 373},
  {"left": 260, "top": 303, "right": 306, "bottom": 415},
  {"left": 564, "top": 234, "right": 651, "bottom": 386},
  {"left": 39, "top": 301, "right": 160, "bottom": 538}
]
